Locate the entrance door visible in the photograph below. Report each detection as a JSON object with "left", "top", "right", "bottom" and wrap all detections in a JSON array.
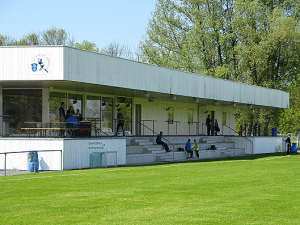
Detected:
[{"left": 135, "top": 104, "right": 141, "bottom": 136}]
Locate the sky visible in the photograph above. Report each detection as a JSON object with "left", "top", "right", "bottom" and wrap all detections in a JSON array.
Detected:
[{"left": 0, "top": 0, "right": 157, "bottom": 49}]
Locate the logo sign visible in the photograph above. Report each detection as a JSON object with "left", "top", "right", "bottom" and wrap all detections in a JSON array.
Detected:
[
  {"left": 31, "top": 63, "right": 38, "bottom": 72},
  {"left": 31, "top": 54, "right": 50, "bottom": 74}
]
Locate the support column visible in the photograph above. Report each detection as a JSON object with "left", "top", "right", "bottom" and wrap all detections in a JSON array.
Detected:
[
  {"left": 112, "top": 97, "right": 117, "bottom": 133},
  {"left": 42, "top": 88, "right": 50, "bottom": 122},
  {"left": 0, "top": 84, "right": 3, "bottom": 136},
  {"left": 82, "top": 94, "right": 87, "bottom": 118}
]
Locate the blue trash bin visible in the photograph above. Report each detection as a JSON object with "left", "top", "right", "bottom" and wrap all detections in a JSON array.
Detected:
[
  {"left": 272, "top": 128, "right": 277, "bottom": 136},
  {"left": 291, "top": 143, "right": 298, "bottom": 153},
  {"left": 28, "top": 152, "right": 39, "bottom": 172}
]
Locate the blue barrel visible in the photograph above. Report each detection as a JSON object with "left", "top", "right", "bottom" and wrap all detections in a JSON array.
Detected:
[
  {"left": 117, "top": 130, "right": 124, "bottom": 136},
  {"left": 291, "top": 143, "right": 298, "bottom": 153},
  {"left": 28, "top": 152, "right": 39, "bottom": 172},
  {"left": 272, "top": 128, "right": 277, "bottom": 136}
]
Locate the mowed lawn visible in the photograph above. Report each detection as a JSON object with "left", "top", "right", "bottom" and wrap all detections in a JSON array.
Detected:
[{"left": 1, "top": 153, "right": 300, "bottom": 224}]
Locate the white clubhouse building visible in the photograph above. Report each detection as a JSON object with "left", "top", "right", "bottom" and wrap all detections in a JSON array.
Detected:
[{"left": 0, "top": 46, "right": 289, "bottom": 171}]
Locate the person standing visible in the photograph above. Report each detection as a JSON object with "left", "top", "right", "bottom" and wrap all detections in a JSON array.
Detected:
[
  {"left": 206, "top": 115, "right": 212, "bottom": 136},
  {"left": 285, "top": 133, "right": 291, "bottom": 156},
  {"left": 193, "top": 139, "right": 199, "bottom": 158},
  {"left": 156, "top": 131, "right": 170, "bottom": 152},
  {"left": 59, "top": 102, "right": 66, "bottom": 137},
  {"left": 185, "top": 139, "right": 192, "bottom": 159},
  {"left": 214, "top": 119, "right": 220, "bottom": 136},
  {"left": 116, "top": 109, "right": 125, "bottom": 136}
]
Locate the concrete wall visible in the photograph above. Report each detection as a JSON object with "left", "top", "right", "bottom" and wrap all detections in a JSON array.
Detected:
[{"left": 0, "top": 138, "right": 126, "bottom": 171}]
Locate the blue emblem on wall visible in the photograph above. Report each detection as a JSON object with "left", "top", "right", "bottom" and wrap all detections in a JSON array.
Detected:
[{"left": 31, "top": 63, "right": 38, "bottom": 72}]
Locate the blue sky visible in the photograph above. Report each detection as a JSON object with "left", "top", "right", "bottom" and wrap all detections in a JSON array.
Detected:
[{"left": 0, "top": 0, "right": 156, "bottom": 49}]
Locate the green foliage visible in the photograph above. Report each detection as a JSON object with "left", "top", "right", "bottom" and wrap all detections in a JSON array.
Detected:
[
  {"left": 18, "top": 33, "right": 41, "bottom": 45},
  {"left": 1, "top": 154, "right": 300, "bottom": 224},
  {"left": 75, "top": 40, "right": 99, "bottom": 52},
  {"left": 278, "top": 79, "right": 300, "bottom": 133},
  {"left": 141, "top": 0, "right": 300, "bottom": 132}
]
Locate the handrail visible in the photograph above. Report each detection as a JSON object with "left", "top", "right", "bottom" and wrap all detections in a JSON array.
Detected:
[
  {"left": 136, "top": 120, "right": 175, "bottom": 161},
  {"left": 222, "top": 124, "right": 239, "bottom": 135},
  {"left": 0, "top": 150, "right": 63, "bottom": 176},
  {"left": 224, "top": 135, "right": 254, "bottom": 155},
  {"left": 140, "top": 120, "right": 156, "bottom": 136},
  {"left": 222, "top": 124, "right": 253, "bottom": 154},
  {"left": 164, "top": 121, "right": 180, "bottom": 136}
]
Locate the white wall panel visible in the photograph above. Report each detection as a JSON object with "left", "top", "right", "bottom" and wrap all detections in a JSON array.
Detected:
[
  {"left": 0, "top": 46, "right": 289, "bottom": 109},
  {"left": 0, "top": 138, "right": 126, "bottom": 171},
  {"left": 0, "top": 46, "right": 64, "bottom": 80}
]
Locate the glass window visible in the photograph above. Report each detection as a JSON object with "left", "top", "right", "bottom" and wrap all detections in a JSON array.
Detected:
[
  {"left": 102, "top": 97, "right": 113, "bottom": 132},
  {"left": 222, "top": 112, "right": 227, "bottom": 125},
  {"left": 168, "top": 107, "right": 174, "bottom": 124},
  {"left": 49, "top": 92, "right": 67, "bottom": 124},
  {"left": 116, "top": 97, "right": 132, "bottom": 132},
  {"left": 67, "top": 93, "right": 82, "bottom": 117},
  {"left": 3, "top": 89, "right": 42, "bottom": 134},
  {"left": 188, "top": 109, "right": 193, "bottom": 124}
]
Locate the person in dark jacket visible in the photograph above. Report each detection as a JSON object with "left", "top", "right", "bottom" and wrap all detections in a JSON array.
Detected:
[
  {"left": 285, "top": 133, "right": 291, "bottom": 156},
  {"left": 116, "top": 109, "right": 125, "bottom": 136},
  {"left": 214, "top": 119, "right": 220, "bottom": 136},
  {"left": 206, "top": 115, "right": 212, "bottom": 136},
  {"left": 156, "top": 131, "right": 170, "bottom": 152}
]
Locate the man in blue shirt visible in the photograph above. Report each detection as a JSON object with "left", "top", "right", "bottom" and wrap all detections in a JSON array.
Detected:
[
  {"left": 156, "top": 131, "right": 171, "bottom": 152},
  {"left": 66, "top": 113, "right": 79, "bottom": 137},
  {"left": 185, "top": 139, "right": 192, "bottom": 159}
]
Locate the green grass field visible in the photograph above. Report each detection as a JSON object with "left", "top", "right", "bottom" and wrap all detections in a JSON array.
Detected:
[{"left": 1, "top": 153, "right": 300, "bottom": 224}]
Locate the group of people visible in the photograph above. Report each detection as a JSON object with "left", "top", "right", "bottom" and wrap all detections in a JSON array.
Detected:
[
  {"left": 155, "top": 132, "right": 200, "bottom": 159},
  {"left": 206, "top": 115, "right": 220, "bottom": 136},
  {"left": 59, "top": 102, "right": 81, "bottom": 137},
  {"left": 185, "top": 139, "right": 199, "bottom": 159}
]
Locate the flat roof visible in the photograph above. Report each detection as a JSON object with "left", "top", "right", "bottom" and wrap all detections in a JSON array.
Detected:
[{"left": 0, "top": 46, "right": 289, "bottom": 109}]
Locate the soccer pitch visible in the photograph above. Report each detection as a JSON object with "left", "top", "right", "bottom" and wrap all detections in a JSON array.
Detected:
[{"left": 1, "top": 153, "right": 300, "bottom": 224}]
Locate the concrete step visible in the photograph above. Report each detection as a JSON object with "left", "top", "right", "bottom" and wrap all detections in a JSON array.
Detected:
[{"left": 130, "top": 138, "right": 153, "bottom": 145}]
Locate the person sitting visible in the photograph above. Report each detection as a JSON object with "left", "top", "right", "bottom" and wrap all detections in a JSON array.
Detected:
[
  {"left": 66, "top": 113, "right": 79, "bottom": 137},
  {"left": 66, "top": 106, "right": 76, "bottom": 120},
  {"left": 156, "top": 131, "right": 171, "bottom": 152}
]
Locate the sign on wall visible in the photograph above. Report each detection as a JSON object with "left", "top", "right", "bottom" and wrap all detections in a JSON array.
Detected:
[{"left": 31, "top": 54, "right": 50, "bottom": 74}]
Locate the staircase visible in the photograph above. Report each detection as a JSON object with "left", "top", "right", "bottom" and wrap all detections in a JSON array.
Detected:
[{"left": 125, "top": 136, "right": 246, "bottom": 166}]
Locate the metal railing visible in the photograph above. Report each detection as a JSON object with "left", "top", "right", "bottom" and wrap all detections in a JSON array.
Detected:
[
  {"left": 136, "top": 120, "right": 175, "bottom": 161},
  {"left": 140, "top": 120, "right": 156, "bottom": 136},
  {"left": 222, "top": 124, "right": 254, "bottom": 154},
  {"left": 165, "top": 121, "right": 180, "bottom": 136},
  {"left": 0, "top": 149, "right": 63, "bottom": 176}
]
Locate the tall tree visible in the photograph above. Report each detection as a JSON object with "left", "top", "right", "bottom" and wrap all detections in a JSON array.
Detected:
[
  {"left": 141, "top": 0, "right": 300, "bottom": 133},
  {"left": 18, "top": 33, "right": 41, "bottom": 45},
  {"left": 42, "top": 25, "right": 69, "bottom": 45}
]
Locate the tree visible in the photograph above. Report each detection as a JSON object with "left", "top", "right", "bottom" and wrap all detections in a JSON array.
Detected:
[
  {"left": 18, "top": 32, "right": 41, "bottom": 45},
  {"left": 278, "top": 79, "right": 300, "bottom": 134},
  {"left": 0, "top": 34, "right": 16, "bottom": 46},
  {"left": 100, "top": 40, "right": 143, "bottom": 61},
  {"left": 75, "top": 40, "right": 99, "bottom": 52},
  {"left": 141, "top": 0, "right": 300, "bottom": 133},
  {"left": 42, "top": 25, "right": 69, "bottom": 45}
]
